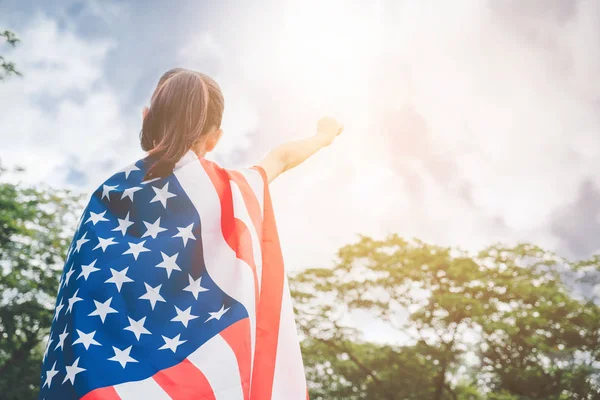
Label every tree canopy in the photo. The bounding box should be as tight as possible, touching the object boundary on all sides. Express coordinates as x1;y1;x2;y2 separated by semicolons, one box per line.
0;167;81;400
291;235;600;400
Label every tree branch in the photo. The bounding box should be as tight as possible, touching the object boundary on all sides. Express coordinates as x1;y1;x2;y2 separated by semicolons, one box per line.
316;337;396;400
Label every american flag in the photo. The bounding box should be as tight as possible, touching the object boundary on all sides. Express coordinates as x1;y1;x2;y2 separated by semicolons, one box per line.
39;150;307;399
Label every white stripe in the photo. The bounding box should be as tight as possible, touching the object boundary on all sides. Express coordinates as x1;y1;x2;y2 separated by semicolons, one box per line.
238;168;264;218
187;334;244;400
230;180;263;294
113;376;172;400
174;150;197;169
271;275;307;399
174;161;257;379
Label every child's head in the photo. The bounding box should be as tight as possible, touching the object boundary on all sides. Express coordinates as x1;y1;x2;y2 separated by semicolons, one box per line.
140;68;224;179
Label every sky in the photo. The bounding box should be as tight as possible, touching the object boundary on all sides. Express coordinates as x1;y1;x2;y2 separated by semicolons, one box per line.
1;0;600;279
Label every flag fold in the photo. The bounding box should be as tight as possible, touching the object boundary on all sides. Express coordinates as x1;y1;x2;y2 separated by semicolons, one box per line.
39;151;307;400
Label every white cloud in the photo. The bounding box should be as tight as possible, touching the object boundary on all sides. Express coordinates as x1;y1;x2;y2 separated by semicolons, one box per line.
3;1;600;272
178;1;600;267
0;13;141;188
389;1;600;252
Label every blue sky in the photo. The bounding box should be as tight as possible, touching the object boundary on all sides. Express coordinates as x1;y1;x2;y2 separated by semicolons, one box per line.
2;0;600;284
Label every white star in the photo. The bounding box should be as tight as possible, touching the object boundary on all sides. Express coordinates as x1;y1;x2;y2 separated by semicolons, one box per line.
124;316;151;341
54;326;69;351
159;334;187;353
43;361;59;388
171;306;199;328
101;184;118;200
156;252;181;278
123;240;150;260
142;217;167;239
62;265;76;289
139;283;166;310
105;267;133;292
85;210;109;225
141;177;160;185
72;329;101;350
62;357;85;385
121;163;140;179
150;182;176;208
89;298;118;323
205;304;230;323
53;300;65;322
121;186;142;201
66;289;83;314
112;212;134;236
74;232;90;253
93;236;117;252
183;275;209;300
173;223;196;247
77;259;100;281
108;345;138;368
43;336;54;361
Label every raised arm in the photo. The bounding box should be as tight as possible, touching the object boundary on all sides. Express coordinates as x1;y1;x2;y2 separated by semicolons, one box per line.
258;116;343;183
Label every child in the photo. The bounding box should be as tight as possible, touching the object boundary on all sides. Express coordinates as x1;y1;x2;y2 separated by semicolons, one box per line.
39;68;342;400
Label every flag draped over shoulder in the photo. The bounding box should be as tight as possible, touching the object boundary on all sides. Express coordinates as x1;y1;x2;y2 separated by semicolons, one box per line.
39;150;307;400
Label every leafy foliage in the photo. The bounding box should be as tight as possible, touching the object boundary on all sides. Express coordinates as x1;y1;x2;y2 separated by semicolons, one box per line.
292;235;600;400
0;169;81;400
1;29;21;80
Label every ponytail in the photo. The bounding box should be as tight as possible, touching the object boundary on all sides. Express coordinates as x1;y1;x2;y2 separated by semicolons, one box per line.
140;68;224;180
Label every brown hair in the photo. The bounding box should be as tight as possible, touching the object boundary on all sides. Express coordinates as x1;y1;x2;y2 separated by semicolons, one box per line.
140;68;224;180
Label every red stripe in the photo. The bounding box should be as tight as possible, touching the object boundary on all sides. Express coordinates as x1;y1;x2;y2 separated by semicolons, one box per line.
81;386;121;400
229;170;263;243
200;159;260;305
249;166;286;400
153;358;216;400
220;317;252;400
200;160;287;398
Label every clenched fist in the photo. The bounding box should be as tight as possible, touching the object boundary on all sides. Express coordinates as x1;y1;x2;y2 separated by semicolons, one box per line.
316;116;343;146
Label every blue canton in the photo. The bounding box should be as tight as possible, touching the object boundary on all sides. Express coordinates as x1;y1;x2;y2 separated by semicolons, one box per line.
39;158;247;399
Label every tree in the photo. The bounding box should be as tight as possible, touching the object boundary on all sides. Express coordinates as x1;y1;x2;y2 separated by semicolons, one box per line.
291;235;600;399
476;246;600;399
1;29;21;80
0;167;81;400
